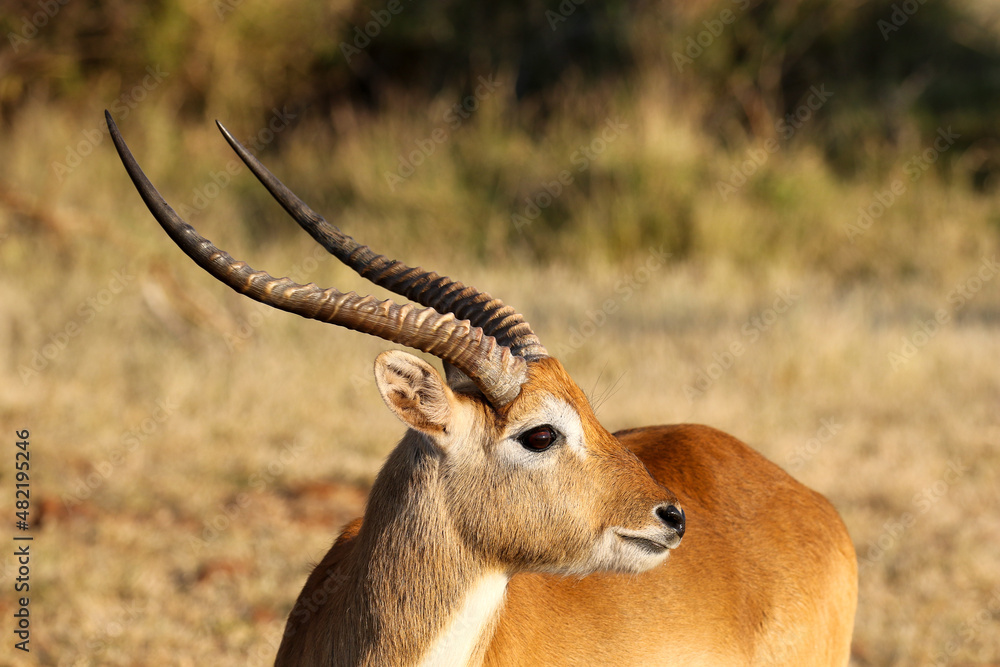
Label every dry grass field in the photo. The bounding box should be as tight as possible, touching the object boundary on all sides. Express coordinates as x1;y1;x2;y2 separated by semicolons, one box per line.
3;117;1000;665
4;244;1000;666
2;2;1000;661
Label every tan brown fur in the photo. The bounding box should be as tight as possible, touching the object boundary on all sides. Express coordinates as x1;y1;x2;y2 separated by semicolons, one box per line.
484;424;857;666
275;357;856;666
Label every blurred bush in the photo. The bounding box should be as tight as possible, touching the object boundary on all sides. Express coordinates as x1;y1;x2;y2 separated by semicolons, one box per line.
4;0;1000;156
2;0;999;279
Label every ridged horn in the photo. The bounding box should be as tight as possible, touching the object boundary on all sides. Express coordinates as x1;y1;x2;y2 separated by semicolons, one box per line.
106;111;528;407
213;120;548;360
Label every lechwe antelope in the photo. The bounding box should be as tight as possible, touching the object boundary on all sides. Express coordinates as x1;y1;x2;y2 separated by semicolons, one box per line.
108;110;857;666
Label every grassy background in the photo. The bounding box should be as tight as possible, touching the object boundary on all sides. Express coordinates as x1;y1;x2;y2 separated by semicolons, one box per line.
2;0;1000;664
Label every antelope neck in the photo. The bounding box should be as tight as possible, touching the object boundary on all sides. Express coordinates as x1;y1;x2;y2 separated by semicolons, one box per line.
345;437;508;666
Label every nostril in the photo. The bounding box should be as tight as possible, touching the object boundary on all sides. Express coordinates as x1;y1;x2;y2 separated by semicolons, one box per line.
656;504;686;538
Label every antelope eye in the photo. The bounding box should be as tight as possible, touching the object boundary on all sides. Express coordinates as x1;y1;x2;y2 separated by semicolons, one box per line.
519;425;557;452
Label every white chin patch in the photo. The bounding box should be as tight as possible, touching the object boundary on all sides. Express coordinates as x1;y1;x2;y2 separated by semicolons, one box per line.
560;528;671;576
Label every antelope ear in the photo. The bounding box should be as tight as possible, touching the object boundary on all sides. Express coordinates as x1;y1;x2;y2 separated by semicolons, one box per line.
374;351;454;435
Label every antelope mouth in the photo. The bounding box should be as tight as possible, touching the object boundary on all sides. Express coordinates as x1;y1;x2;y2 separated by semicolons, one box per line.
616;532;671;554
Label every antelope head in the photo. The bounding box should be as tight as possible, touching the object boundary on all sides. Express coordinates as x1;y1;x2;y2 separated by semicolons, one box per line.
374;350;685;577
106;111;685;582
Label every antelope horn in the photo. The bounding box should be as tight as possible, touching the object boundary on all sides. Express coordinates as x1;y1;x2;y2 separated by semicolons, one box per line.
213;121;548;360
106;111;528;407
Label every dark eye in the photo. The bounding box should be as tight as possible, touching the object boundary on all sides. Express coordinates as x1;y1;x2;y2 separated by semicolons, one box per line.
519;425;557;452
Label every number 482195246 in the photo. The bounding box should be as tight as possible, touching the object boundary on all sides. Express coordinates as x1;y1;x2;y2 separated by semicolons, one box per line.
15;430;29;528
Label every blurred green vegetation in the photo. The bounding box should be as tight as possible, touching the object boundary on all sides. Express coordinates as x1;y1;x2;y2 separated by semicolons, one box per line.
2;0;999;283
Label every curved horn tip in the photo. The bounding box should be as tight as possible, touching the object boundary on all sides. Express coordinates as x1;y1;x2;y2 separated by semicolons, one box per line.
215;120;236;143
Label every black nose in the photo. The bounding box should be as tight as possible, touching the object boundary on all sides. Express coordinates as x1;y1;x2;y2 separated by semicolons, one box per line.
656;504;686;539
